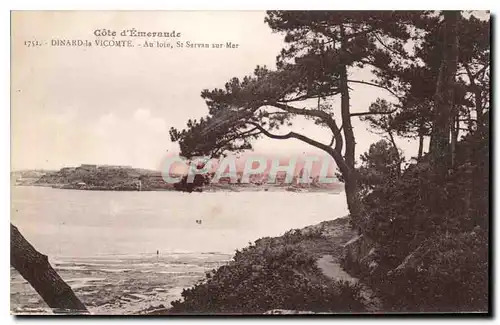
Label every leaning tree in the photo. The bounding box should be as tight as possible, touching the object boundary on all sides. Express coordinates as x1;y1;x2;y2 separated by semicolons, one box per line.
170;11;423;225
11;224;88;314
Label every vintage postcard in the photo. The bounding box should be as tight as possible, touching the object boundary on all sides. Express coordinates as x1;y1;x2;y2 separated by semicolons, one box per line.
10;10;490;315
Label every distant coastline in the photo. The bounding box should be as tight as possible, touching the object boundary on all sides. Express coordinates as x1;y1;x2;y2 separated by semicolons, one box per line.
11;165;343;194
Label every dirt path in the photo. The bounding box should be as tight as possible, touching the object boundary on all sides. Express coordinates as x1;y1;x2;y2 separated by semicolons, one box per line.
316;254;382;312
317;255;359;283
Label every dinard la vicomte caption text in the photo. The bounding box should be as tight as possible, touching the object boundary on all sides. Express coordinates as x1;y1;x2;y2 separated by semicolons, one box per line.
23;28;240;50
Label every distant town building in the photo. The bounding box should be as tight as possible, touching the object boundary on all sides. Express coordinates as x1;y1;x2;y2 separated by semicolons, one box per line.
79;164;97;171
97;165;132;169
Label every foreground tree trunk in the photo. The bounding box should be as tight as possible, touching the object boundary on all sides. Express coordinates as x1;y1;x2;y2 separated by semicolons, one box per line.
429;10;460;168
417;117;426;161
11;223;89;314
338;24;362;224
450;111;460;168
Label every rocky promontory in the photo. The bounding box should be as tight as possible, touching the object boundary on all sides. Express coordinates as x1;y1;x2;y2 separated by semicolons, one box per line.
31;165;175;191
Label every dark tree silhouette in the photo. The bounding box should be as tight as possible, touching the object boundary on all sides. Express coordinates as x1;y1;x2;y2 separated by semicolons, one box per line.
10;223;88;314
170;11;418;224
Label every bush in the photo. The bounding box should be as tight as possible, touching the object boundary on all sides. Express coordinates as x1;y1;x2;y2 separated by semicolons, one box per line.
350;130;489;312
380;230;488;312
170;236;365;314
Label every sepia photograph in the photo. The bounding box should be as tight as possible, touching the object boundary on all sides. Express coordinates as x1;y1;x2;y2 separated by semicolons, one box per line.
10;10;490;315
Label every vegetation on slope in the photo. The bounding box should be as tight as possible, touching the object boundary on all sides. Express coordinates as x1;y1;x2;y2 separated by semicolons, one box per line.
169;218;367;314
345;126;489;312
169;10;490;314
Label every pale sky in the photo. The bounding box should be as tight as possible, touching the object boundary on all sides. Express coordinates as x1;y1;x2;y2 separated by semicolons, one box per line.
11;11;429;171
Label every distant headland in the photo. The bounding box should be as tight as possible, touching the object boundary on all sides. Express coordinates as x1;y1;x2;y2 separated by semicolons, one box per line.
11;164;343;194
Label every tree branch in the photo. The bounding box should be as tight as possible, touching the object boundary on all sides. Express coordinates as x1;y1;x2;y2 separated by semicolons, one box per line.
351;107;398;117
268;101;344;154
373;32;407;58
246;122;349;176
267;101;337;131
464;63;477;88
209;127;261;158
282;90;341;103
473;63;489;79
345;27;377;40
347;79;401;99
328;135;335;147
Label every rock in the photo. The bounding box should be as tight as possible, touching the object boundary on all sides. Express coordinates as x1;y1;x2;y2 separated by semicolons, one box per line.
342;234;380;276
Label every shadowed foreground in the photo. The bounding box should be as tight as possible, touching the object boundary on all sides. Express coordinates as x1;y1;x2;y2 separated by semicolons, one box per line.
11;223;89;314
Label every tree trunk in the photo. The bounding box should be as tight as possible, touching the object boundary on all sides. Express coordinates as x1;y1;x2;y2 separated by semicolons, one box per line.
344;172;361;215
450;111;459;168
475;88;484;134
339;27;355;173
417;132;424;161
417;115;426;161
470;89;488;228
429;10;460;169
388;131;402;177
11;224;89;314
339;24;361;222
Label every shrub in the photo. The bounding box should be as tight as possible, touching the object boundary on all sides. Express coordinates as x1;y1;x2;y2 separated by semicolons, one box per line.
380;230;488;312
170;238;365;314
351;130;489;312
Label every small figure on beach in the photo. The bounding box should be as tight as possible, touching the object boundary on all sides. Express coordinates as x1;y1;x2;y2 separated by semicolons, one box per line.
195;219;202;224
156;250;159;255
